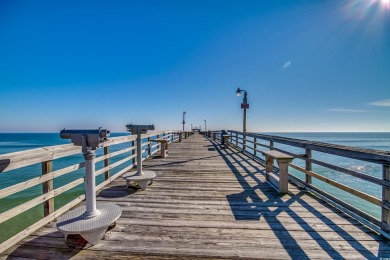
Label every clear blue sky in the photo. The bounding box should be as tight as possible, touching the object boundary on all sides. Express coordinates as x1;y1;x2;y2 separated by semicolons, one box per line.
1;0;389;132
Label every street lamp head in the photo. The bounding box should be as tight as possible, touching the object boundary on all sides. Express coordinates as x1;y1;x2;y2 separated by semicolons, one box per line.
236;87;242;97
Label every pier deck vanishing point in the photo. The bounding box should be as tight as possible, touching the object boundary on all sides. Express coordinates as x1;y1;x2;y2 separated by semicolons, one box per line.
2;133;390;259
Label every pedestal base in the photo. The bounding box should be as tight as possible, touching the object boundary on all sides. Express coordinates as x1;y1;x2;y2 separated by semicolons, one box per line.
56;202;122;246
123;170;156;190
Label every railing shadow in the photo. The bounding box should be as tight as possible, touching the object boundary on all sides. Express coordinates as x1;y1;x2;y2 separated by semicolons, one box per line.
207;138;388;259
4;230;84;259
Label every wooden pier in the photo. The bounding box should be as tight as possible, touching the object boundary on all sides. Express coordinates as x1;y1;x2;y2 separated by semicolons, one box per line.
2;133;390;259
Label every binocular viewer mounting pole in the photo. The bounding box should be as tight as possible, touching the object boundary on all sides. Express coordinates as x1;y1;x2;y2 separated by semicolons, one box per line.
60;127;110;218
126;124;155;176
123;124;156;190
56;127;121;246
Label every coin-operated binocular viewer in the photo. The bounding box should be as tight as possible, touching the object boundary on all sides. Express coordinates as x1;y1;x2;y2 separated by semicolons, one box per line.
56;128;122;245
122;124;156;190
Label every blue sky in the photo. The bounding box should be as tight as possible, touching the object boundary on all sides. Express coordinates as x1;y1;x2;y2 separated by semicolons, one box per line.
1;0;389;132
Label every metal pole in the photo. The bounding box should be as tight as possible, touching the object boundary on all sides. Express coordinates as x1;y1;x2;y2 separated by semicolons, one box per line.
182;111;186;131
243;91;248;150
243;91;247;133
204;120;207;132
84;149;98;218
243;108;246;133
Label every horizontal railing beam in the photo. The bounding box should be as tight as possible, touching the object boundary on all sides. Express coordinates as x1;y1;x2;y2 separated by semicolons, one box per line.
228;130;390;164
289;163;381;205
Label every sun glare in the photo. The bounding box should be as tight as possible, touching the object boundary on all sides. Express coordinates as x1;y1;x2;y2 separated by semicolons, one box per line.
381;0;390;9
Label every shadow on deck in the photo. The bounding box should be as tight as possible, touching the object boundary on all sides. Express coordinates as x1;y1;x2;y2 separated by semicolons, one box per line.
3;133;390;259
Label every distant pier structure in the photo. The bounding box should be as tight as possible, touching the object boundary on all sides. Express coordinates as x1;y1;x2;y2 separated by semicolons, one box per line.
191;127;201;132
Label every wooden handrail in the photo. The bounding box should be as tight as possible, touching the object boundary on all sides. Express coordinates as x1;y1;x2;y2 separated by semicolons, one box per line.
228;130;390;164
225;130;390;234
0;130;182;253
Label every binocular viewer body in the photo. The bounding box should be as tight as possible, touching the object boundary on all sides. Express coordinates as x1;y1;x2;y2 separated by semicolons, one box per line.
60;128;110;150
126;124;155;134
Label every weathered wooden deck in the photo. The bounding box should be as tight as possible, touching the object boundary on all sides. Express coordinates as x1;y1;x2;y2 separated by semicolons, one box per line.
2;133;390;259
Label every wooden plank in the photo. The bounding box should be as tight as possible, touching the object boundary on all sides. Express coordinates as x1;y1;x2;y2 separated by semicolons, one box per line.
2;133;388;260
0;144;80;173
94;147;134;163
95;155;134;177
309;157;386;187
0;195;85;254
0;178;84;225
229;130;390;164
0;133;165;173
289;163;381;206
0;162;84;200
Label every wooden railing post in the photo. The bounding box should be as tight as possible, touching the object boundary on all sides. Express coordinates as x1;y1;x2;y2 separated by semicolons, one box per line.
41;160;54;217
270;140;274;150
222;135;230;149
148;137;151;157
254;137;257;157
179;132;182;142
243;133;246;151
265;156;273;181
131;140;136;165
305;149;312;184
382;164;390;232
104;147;110;180
236;132;238;146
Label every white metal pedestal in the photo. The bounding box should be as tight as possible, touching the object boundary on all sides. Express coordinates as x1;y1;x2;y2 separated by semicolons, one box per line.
57;202;122;245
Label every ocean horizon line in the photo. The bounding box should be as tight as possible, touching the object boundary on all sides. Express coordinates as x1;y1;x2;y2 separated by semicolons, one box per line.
1;131;390;134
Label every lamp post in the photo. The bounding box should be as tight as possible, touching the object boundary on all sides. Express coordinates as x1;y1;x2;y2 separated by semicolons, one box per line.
236;87;249;133
204;120;207;132
236;87;249;150
182;111;186;131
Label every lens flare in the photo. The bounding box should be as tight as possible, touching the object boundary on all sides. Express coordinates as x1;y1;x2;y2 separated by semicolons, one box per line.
381;0;390;9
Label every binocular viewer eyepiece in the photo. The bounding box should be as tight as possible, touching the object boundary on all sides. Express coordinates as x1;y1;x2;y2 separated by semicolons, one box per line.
126;124;155;134
60;127;110;151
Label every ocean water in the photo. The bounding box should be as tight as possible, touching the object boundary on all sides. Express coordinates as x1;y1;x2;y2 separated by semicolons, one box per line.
0;132;155;243
244;132;390;219
0;132;389;243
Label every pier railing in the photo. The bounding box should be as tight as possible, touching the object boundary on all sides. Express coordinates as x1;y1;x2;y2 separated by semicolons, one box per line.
0;131;186;252
209;130;390;236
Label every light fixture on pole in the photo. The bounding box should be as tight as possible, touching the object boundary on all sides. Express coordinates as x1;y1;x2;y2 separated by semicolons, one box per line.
204;120;207;132
236;87;249;133
182;111;186;131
